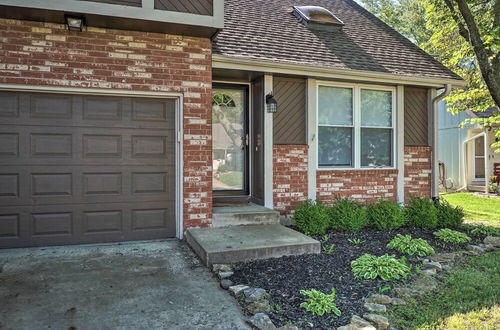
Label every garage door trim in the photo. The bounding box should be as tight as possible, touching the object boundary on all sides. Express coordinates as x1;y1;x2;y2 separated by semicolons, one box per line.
0;84;185;240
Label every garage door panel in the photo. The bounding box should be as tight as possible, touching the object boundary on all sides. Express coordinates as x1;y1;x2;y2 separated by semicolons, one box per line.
0;92;177;248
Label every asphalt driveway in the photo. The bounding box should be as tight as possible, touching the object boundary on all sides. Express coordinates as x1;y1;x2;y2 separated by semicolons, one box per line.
0;240;249;330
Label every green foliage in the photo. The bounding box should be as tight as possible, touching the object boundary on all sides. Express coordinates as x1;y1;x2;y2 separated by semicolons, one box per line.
347;238;365;245
293;200;330;235
328;198;368;232
367;199;406;230
299;288;341;317
434;229;471;244
405;197;438;229
387;234;435;257
435;199;464;228
464;224;500;237
321;234;331;243
322;243;335;255
351;254;411;281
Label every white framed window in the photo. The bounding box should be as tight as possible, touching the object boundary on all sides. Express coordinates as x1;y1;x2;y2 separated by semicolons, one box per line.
317;82;396;169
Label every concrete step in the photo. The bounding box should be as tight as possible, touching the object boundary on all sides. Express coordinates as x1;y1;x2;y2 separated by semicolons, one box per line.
468;183;486;192
186;224;320;266
212;204;280;227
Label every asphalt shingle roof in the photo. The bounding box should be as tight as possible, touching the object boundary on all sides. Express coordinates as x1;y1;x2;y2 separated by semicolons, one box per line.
213;0;462;81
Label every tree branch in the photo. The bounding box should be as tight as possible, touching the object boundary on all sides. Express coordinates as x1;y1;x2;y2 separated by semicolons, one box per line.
442;0;471;42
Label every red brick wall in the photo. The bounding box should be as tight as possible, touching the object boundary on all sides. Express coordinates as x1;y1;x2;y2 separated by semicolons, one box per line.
0;18;213;231
273;145;308;215
316;170;398;204
404;146;432;202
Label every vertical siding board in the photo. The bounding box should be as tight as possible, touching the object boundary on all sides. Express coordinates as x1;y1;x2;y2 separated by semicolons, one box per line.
273;76;307;145
404;87;429;146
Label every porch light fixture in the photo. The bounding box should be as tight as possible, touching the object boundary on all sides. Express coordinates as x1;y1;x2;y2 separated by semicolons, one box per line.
65;15;84;32
266;93;278;113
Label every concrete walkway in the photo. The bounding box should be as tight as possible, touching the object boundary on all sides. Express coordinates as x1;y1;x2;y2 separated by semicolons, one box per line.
0;240;249;330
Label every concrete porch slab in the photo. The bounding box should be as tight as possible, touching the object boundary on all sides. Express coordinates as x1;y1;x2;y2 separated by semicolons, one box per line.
186;224;320;266
212;204;280;227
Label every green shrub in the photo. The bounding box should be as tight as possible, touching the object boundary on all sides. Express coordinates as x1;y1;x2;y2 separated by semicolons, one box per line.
463;224;500;236
367;200;406;230
351;254;411;281
299;288;341;317
405;197;438;229
327;198;368;232
387;234;435;257
434;229;471;244
293;200;329;235
435;200;464;228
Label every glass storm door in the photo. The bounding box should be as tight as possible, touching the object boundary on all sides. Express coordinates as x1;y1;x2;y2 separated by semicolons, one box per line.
474;136;485;180
212;85;249;194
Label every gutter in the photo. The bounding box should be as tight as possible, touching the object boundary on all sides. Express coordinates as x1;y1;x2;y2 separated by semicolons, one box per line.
431;84;452;199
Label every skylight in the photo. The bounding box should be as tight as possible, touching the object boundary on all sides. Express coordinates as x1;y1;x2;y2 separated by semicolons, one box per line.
293;5;344;30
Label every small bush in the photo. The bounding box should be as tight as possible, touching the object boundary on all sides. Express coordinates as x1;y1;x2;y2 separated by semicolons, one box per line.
435;200;464;228
387;234;435;257
434;229;471;244
351;254;411;281
327;198;368;232
367;200;406;230
293;200;329;235
405;197;438;229
463;224;500;237
299;288;341;317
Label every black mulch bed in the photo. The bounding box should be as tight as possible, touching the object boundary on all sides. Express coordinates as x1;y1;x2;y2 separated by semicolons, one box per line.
229;227;485;329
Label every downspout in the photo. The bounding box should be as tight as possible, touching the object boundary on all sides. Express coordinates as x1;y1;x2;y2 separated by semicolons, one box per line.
431;84;452;200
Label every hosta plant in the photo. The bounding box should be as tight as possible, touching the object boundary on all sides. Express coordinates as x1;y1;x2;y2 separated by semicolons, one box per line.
351;254;411;281
387;234;435;257
434;229;471;244
299;288;341;317
464;224;500;237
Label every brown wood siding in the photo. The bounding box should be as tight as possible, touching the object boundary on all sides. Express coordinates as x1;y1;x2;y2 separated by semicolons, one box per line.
78;0;142;7
273;77;307;145
404;87;429;146
155;0;213;16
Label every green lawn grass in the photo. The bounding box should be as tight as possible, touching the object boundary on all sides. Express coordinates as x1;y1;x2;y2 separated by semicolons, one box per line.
441;193;500;226
387;251;500;329
218;171;243;188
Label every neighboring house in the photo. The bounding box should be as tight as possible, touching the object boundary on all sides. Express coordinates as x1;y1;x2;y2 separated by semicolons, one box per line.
0;0;465;248
439;105;499;192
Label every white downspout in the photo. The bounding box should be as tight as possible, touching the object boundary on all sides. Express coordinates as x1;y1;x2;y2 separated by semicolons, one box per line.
432;84;452;199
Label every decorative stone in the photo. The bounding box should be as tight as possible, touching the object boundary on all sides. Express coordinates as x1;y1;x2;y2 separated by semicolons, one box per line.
364;302;387;313
422;268;437;276
229;284;249;296
412;275;438;292
393;287;424;299
248;313;276;330
484;236;500;248
220;279;233;290
246;299;271;314
351;315;376;329
337;325;375;330
422;259;442;271
467;245;485;254
390;298;407;305
365;294;392;305
277;325;299;330
243;287;269;303
217;271;234;280
429;253;457;264
363;314;389;329
442;264;452;272
483;244;495;252
212;264;232;273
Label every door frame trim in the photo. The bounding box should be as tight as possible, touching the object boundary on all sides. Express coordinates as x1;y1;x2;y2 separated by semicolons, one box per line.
212;80;253;199
0;84;185;239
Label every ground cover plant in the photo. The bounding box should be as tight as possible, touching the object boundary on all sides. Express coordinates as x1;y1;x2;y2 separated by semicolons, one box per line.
351;254;410;281
463;224;500;237
367;199;406;230
387;251;500;329
387;234;435;257
434;229;471;244
405;197;438;229
441;192;500;226
328;198;367;232
299;288;341;317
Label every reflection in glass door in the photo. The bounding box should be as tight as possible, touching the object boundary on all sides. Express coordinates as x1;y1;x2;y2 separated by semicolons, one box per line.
212;85;248;193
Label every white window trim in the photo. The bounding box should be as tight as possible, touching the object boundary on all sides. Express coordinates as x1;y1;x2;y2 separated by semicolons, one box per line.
316;81;397;170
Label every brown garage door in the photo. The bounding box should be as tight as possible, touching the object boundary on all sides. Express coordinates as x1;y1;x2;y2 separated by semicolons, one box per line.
0;91;177;248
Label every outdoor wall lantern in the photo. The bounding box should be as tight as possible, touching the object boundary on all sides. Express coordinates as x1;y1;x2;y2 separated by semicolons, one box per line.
266;93;278;113
65;15;84;32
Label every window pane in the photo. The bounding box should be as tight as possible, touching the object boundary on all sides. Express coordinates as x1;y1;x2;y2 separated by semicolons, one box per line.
361;89;392;127
318;127;353;167
361;128;392;167
319;86;353;125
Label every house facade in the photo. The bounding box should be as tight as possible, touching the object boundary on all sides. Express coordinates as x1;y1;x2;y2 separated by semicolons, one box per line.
0;0;464;248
